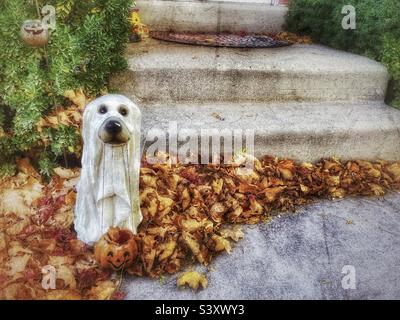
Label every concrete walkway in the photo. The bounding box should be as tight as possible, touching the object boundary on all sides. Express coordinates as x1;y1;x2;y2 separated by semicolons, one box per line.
123;193;400;300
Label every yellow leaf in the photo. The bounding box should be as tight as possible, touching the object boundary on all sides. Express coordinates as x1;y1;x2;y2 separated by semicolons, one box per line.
158;240;177;261
212;178;224;195
86;280;118;300
158;195;174;214
141;174;157;188
212;235;231;254
369;183;385;196
182;188;191;210
177;271;207;291
181;218;203;232
387;162;400;181
219;225;244;242
300;184;309;194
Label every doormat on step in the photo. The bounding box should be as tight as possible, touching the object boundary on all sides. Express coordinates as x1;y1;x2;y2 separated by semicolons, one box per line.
150;31;291;48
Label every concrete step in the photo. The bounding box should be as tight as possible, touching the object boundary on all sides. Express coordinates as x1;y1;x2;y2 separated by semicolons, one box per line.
137;101;400;162
112;39;389;104
135;0;287;34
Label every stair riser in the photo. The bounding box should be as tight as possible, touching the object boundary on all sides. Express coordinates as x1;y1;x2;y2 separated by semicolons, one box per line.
115;69;388;103
135;0;287;34
140;125;400;162
136;102;400;163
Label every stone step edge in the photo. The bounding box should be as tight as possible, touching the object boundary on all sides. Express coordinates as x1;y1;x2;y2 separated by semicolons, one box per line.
137;101;400;162
135;0;288;34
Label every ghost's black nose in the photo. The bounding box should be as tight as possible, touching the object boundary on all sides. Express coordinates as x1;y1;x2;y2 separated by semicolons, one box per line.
105;119;122;135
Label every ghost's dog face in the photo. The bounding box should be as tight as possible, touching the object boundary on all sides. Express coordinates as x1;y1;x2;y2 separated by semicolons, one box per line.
95;97;133;145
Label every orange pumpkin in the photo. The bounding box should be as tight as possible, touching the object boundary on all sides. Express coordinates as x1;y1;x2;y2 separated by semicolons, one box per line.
94;228;138;271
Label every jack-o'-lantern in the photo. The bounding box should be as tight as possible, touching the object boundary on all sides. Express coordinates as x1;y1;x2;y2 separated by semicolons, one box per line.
20;20;49;47
94;228;138;271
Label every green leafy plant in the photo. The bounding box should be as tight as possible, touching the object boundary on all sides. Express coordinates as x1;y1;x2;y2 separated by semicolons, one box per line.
286;0;400;108
0;0;133;178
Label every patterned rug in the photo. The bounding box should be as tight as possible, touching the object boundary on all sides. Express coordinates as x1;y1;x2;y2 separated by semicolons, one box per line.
150;31;291;48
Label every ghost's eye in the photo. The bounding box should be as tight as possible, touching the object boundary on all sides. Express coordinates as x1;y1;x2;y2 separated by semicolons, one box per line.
119;106;128;116
98;105;108;114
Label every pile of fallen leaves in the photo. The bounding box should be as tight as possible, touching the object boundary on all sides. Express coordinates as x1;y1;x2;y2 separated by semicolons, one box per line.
1;153;400;299
132;154;400;278
0;159;119;300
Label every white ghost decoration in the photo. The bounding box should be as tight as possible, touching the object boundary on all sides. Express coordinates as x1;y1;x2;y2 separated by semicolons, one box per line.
74;94;143;244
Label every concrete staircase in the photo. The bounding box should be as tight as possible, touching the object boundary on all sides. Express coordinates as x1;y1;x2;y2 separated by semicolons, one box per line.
117;1;400;299
111;0;400;162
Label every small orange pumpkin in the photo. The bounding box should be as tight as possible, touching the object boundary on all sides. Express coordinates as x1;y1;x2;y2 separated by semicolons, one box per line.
94;228;138;271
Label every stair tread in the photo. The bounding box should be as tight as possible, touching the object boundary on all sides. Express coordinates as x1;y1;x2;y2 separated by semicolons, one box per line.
127;39;386;75
141;101;400;132
112;39;389;103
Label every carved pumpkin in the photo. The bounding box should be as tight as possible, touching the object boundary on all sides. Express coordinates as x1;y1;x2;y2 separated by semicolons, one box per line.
94;228;138;271
20;20;49;47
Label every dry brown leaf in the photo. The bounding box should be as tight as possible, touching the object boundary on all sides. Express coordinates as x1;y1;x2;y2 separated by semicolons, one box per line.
7;254;31;280
56;265;77;290
0;231;7;251
181;188;191;210
46;290;82;300
249;196;263;214
53;167;80;179
387;162;400;181
209;202;226;223
7;241;33;256
219;225;244;242
6;217;30;236
182;232;206;265
264;187;285;203
64;88;87;110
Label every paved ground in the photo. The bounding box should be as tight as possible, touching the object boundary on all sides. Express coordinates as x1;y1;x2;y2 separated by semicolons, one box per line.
123;193;400;300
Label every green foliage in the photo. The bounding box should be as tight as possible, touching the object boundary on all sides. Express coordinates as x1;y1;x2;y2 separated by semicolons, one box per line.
0;0;133;178
47;125;80;156
38;150;58;178
383;35;400;107
286;0;400;107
